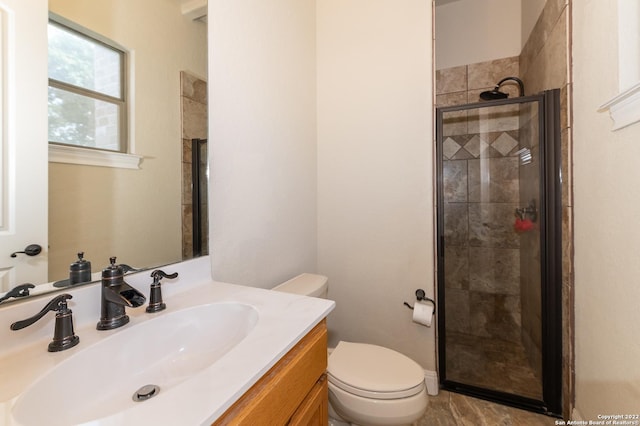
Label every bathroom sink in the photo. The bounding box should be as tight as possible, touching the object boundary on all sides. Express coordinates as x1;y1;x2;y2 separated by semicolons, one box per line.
12;302;258;426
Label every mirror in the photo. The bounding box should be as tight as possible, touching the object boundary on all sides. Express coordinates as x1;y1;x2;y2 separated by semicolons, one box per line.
1;0;208;303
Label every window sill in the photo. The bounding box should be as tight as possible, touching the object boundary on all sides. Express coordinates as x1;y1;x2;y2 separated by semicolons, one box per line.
49;144;143;169
599;82;640;131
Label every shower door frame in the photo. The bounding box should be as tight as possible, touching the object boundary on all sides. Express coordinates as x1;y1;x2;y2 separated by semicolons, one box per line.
191;138;208;257
435;90;562;416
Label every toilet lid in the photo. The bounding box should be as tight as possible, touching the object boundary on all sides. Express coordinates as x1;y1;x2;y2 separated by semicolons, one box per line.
327;342;425;399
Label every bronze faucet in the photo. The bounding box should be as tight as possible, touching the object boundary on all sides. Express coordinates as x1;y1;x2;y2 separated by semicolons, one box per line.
0;283;35;304
10;294;80;352
97;257;146;330
146;269;179;313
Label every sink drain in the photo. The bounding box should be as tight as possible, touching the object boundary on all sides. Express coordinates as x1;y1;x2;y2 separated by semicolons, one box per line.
132;384;160;402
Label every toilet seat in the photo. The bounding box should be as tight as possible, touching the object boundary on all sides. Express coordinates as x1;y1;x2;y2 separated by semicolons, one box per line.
328;341;425;400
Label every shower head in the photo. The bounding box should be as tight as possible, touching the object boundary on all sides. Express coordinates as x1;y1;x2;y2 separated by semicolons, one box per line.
479;88;509;100
479;76;525;101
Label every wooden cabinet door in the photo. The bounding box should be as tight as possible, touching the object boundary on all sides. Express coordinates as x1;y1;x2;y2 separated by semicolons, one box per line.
288;374;328;426
213;321;327;426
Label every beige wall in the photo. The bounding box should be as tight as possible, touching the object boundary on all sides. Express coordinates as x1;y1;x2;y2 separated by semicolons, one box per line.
316;0;433;367
521;0;546;48
208;0;434;369
48;0;207;278
435;0;521;70
573;0;640;418
208;0;318;287
436;0;550;71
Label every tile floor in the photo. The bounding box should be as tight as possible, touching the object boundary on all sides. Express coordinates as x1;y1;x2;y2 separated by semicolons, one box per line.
419;390;558;425
445;333;542;400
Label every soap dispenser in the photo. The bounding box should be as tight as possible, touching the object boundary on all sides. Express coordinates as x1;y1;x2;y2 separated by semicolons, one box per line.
69;252;92;285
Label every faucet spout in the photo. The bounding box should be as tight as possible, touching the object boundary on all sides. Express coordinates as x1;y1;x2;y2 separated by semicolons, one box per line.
97;257;146;331
102;283;146;308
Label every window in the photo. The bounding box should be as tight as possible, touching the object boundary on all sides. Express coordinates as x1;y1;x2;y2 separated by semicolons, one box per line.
48;18;127;152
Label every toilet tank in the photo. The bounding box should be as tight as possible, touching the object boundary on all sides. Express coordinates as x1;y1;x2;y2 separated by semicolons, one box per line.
272;273;328;299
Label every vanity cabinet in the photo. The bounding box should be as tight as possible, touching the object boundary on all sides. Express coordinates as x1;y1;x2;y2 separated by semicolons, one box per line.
213;320;328;425
287;374;328;425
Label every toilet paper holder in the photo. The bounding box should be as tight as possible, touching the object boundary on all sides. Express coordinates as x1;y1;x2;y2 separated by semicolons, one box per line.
403;289;435;314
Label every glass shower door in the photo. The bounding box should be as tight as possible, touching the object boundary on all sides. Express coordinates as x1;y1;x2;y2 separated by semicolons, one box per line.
436;91;562;415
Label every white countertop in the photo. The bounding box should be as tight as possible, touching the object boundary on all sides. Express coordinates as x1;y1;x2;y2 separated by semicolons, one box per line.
0;257;335;425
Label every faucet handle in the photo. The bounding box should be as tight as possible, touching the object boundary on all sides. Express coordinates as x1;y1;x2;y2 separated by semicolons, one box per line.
120;264;140;273
0;283;35;304
10;294;71;330
151;269;179;283
10;294;80;352
146;270;179;313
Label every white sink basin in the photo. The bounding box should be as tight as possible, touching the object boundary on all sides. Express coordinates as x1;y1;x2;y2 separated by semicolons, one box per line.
12;302;258;426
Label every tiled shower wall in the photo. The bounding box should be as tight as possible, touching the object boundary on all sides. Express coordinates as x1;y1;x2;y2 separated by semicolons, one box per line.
437;0;573;416
180;71;208;259
437;56;524;345
520;0;573;418
518;102;542;381
436;56;520;108
441;103;524;345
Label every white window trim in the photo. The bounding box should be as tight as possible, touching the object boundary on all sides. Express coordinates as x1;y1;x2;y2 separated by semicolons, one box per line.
598;0;640;131
49;144;142;169
599;82;640;131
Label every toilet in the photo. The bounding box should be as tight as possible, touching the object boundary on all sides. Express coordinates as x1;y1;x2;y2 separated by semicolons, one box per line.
272;273;428;426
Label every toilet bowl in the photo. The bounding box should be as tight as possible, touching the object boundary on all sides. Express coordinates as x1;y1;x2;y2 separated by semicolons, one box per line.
272;274;428;426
